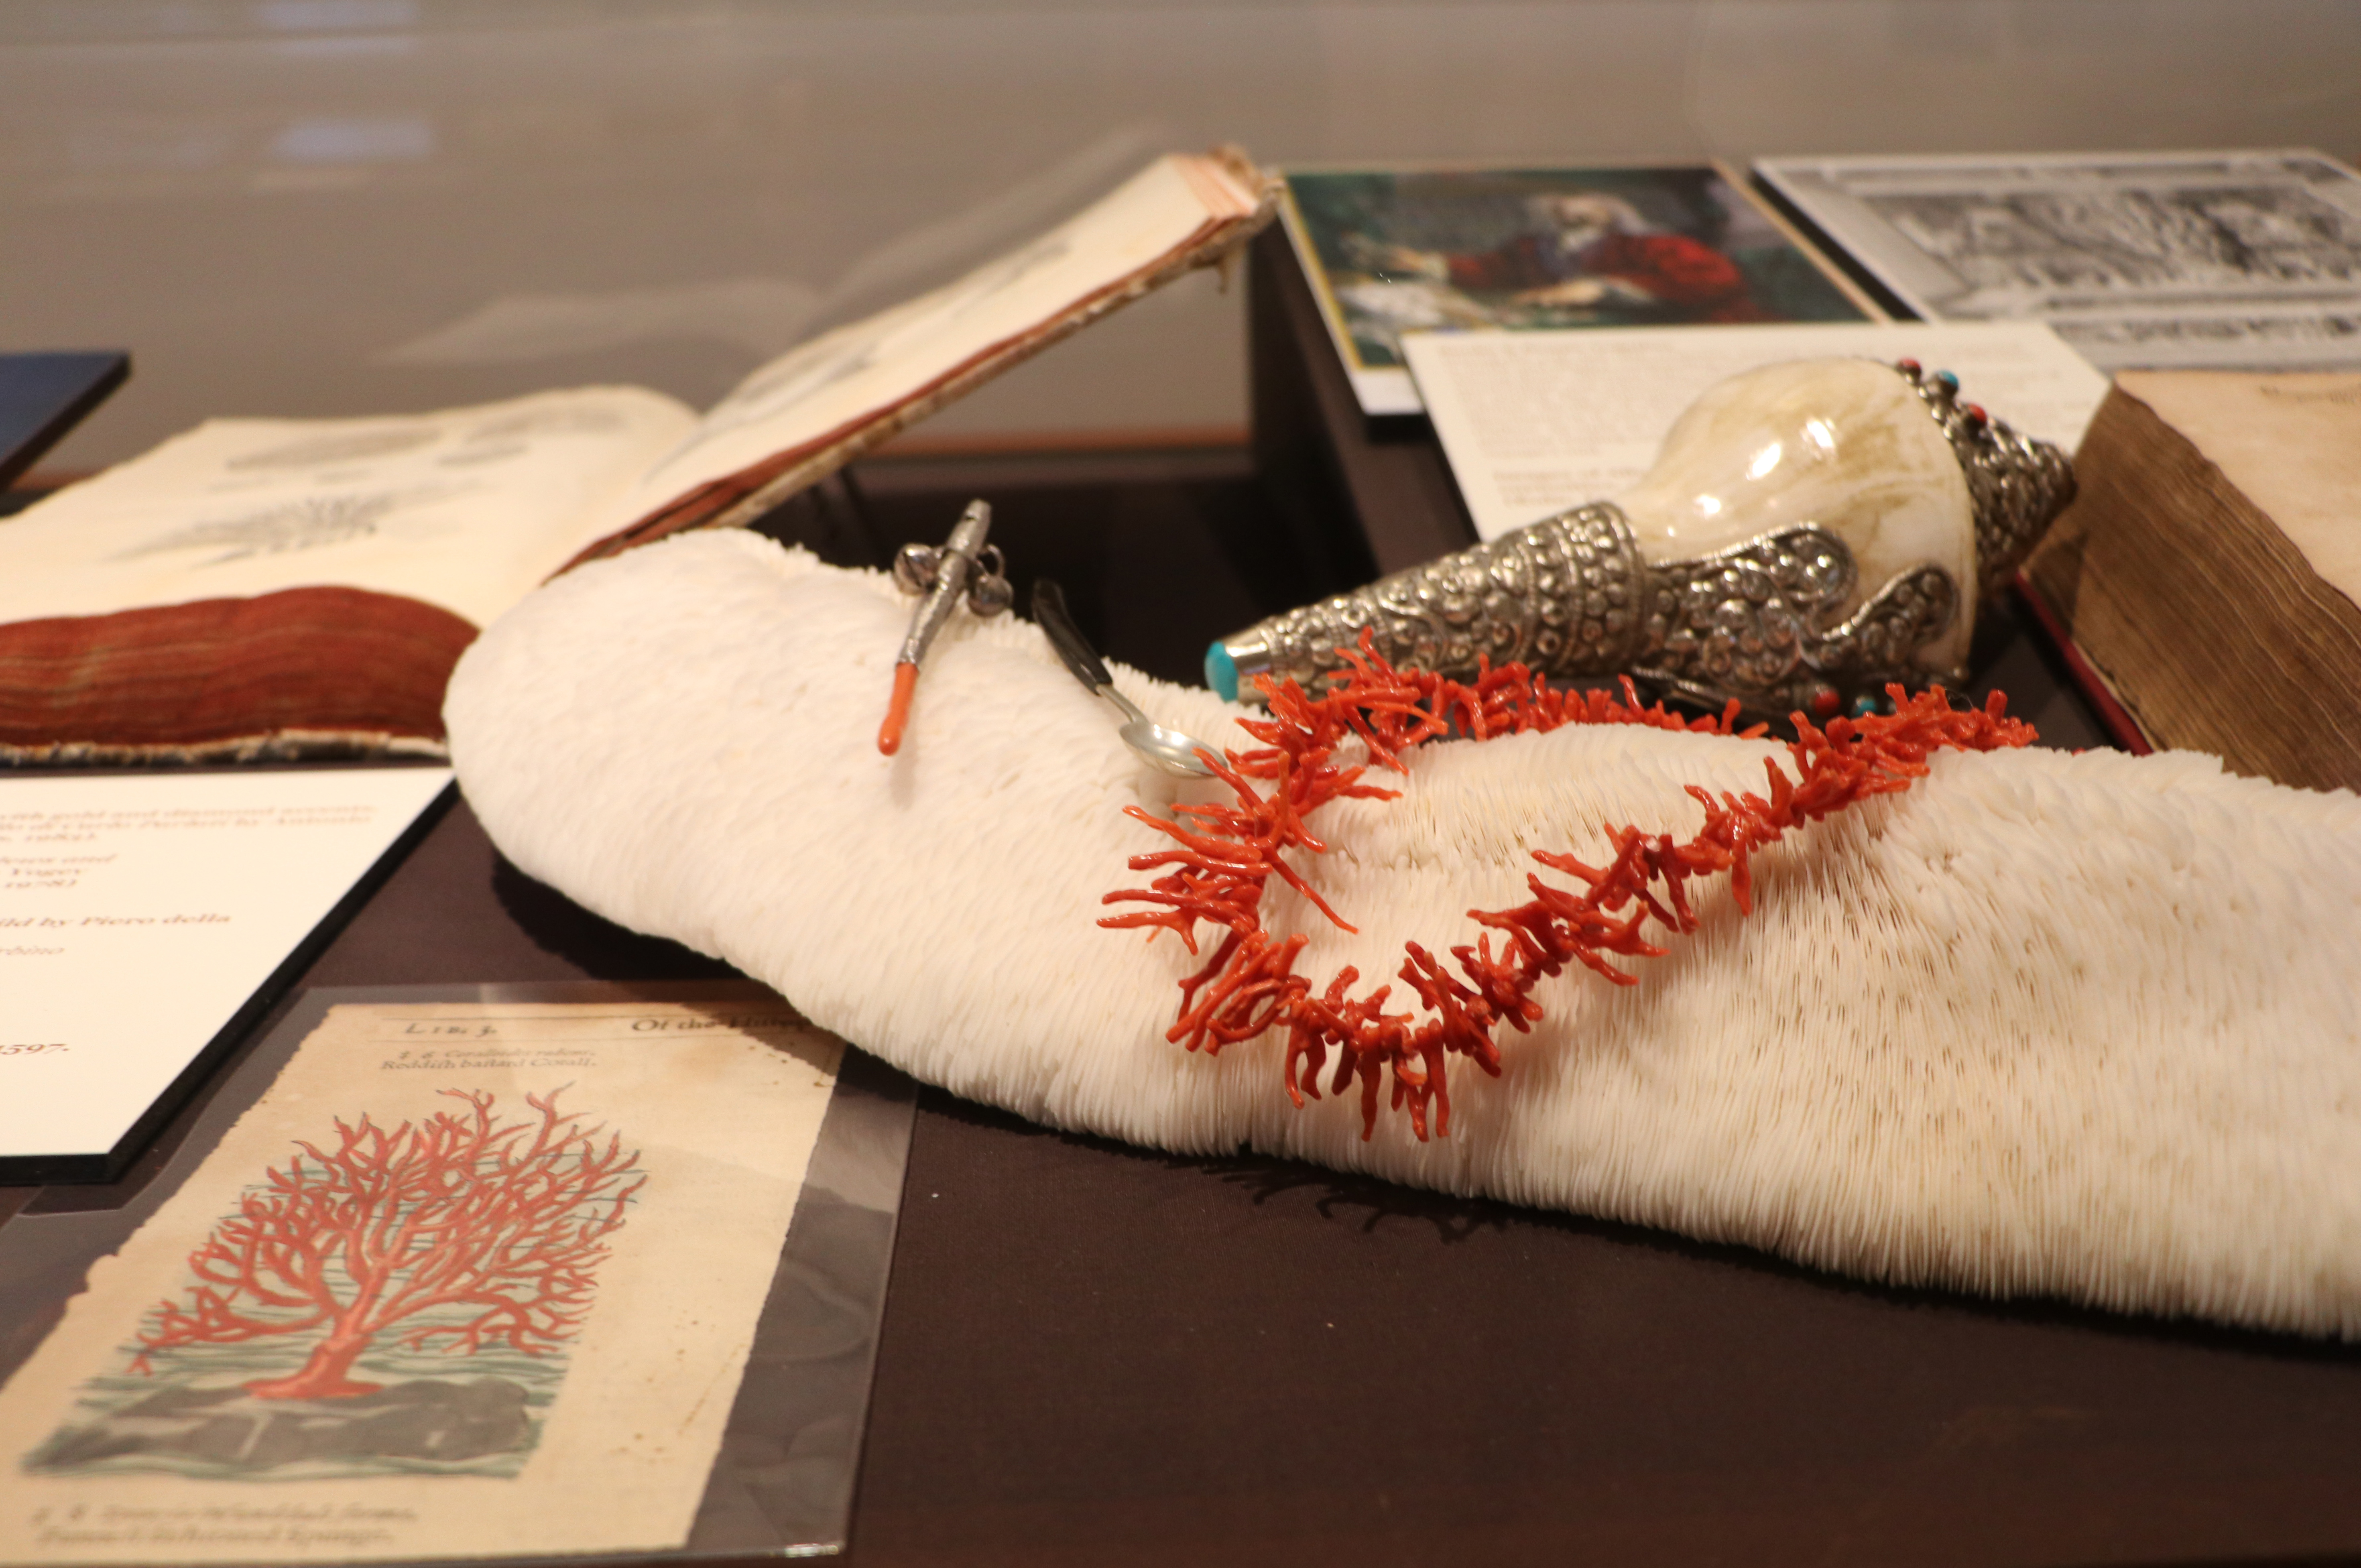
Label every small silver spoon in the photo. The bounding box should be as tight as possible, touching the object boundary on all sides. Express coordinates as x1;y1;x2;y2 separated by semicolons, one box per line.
1033;579;1220;778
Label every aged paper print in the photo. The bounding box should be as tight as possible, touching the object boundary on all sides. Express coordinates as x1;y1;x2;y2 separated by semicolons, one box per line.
0;999;842;1563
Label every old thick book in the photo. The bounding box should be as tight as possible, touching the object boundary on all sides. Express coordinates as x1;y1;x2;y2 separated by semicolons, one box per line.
2022;369;2361;791
0;151;1273;763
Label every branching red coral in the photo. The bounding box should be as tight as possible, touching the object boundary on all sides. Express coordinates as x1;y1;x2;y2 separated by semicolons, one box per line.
131;1088;643;1399
1102;639;2034;1141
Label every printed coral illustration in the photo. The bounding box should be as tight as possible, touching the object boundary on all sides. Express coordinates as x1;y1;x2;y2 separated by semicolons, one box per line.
226;426;441;470
118;493;403;565
24;1089;643;1479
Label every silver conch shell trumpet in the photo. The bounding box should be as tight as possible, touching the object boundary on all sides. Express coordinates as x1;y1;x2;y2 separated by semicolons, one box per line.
1208;358;2075;721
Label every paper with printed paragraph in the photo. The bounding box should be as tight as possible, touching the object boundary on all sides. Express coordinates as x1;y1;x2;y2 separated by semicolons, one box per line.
0;998;843;1564
1403;319;2110;541
0;769;453;1167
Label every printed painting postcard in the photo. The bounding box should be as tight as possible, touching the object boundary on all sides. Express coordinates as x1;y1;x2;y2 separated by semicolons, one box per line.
1281;161;1882;416
1754;148;2361;372
0;991;855;1564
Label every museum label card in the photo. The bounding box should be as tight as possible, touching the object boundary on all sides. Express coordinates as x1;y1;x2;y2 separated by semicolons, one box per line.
0;997;844;1564
0;768;450;1178
1401;319;2110;541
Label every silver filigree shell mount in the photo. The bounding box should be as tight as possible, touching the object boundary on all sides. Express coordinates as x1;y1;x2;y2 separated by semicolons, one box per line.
1215;359;2074;723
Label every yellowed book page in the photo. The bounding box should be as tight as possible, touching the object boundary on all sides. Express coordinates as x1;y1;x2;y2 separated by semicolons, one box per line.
2116;370;2361;609
589;153;1257;537
0;387;696;630
0;998;841;1564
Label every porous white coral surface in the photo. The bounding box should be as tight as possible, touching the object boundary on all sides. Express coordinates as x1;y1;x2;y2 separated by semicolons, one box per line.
447;531;2361;1338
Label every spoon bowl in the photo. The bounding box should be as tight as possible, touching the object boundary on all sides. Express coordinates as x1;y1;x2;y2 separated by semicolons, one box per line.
1033;578;1220;779
1104;691;1220;778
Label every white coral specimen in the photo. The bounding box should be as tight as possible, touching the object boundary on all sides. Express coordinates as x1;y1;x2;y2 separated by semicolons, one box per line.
446;531;2361;1337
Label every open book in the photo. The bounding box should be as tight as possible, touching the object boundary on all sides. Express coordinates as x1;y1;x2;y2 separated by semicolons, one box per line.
0;150;1273;763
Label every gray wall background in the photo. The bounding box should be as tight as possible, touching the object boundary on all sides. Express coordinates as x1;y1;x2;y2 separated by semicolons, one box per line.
6;0;2357;471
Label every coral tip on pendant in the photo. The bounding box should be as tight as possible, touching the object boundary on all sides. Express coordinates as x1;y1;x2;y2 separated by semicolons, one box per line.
879;661;918;755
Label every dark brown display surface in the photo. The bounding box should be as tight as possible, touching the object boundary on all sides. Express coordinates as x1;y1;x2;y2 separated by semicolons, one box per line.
3;277;2355;1567
0;351;128;493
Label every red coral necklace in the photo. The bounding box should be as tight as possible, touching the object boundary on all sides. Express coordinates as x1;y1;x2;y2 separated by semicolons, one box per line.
1101;640;2034;1141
